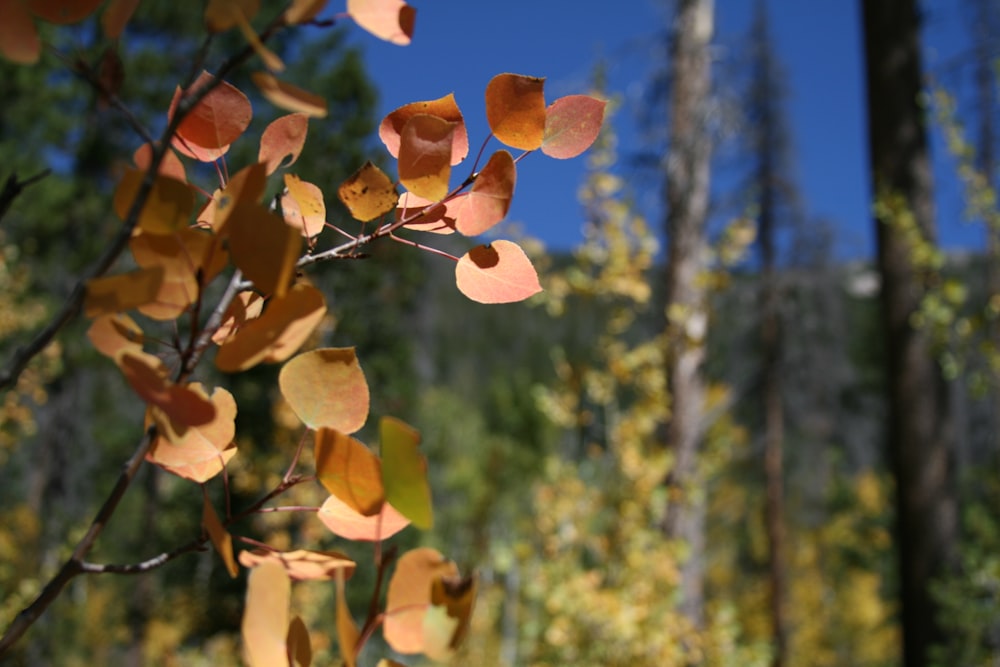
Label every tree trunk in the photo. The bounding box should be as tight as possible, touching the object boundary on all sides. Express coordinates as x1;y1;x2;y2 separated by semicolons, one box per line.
662;0;714;631
860;1;958;664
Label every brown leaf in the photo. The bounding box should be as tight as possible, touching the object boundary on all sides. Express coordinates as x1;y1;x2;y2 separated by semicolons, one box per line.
314;428;384;516
227;199;301;297
203;495;239;578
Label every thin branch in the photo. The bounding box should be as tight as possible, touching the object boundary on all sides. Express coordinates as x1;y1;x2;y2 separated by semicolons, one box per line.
0;170;50;225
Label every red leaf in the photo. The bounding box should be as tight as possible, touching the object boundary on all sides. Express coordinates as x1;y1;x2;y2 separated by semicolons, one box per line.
454;150;515;236
259;113;309;175
380;93;468;166
169;71;252;161
454;240;542;304
542;95;607;159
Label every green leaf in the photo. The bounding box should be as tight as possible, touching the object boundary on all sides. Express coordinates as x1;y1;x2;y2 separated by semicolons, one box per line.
380;416;432;529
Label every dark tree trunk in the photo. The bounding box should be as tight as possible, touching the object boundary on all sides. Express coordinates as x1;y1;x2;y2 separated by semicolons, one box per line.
661;0;714;630
860;1;958;664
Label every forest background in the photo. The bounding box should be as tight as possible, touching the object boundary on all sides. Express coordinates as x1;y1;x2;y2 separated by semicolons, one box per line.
1;0;999;666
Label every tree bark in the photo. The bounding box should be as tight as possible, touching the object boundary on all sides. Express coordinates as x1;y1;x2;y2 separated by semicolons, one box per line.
860;1;958;664
661;0;714;631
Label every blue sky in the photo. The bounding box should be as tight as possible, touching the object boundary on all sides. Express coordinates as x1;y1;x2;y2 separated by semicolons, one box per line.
345;0;986;261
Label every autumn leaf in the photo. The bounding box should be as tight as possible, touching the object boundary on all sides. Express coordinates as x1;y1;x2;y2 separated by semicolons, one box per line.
336;567;360;667
0;1;40;64
212;291;264;344
252;72;328;117
396;191;458;234
238;549;356;581
202;495;239;578
84;267;165;317
113;169;194;235
259;113;309;174
285;0;328;25
132;143;187;182
425;573;477;660
169;71;252;161
283;174;326;238
485;73;546;151
453;149;515;236
347;0;415;45
380;416;432;529
226;199;301;297
279;348;370;433
242;561;291;667
542;94;607;159
27;0;103;24
398;114;455;202
102;0;140;39
317;494;410;541
314;428;384;516
147;384;237;482
454;240;542;304
87;313;143;359
287;616;312;667
380;93;468;166
338;161;399;222
383;548;459;654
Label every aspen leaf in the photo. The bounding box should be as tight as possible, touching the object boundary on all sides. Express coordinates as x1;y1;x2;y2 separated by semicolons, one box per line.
133;143;187;182
211;162;269;233
336;567;359;667
542;94;607;159
130;227;227;289
380;416;432;530
102;0;141;39
117;351;217;429
242;561;291;667
318;494;410;541
113;169;194;235
283;174;326;238
0;1;40;64
27;0;103;24
279;348;369;433
227;200;301;297
212;291;264;344
84;266;165;317
455;240;542;304
136;275;195;321
202;495;239;578
338;161;398;222
259;113;309;174
380;93;468;166
252;72;328;117
205;0;284;72
485;73;546;151
314;428;384;516
347;0;415;46
215;283;327;372
238;549;356;582
454;150;515;236
147;385;237;482
396;191;458;234
285;0;328;25
384;548;458;654
87;313;143;358
425;573;477;660
287;616;312;667
169;72;252;161
398;114;455;202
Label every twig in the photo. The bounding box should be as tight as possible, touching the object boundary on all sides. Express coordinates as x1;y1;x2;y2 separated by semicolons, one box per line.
0;170;50;226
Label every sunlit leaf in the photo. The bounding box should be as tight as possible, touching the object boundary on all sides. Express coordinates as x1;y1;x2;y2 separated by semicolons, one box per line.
259;113;309;174
380;416;432;530
279;348;369;432
454;240;542;304
317;494;410;541
0;1;40;64
102;0;140;39
227;199;301;297
283;174;326;238
212;291;265;344
336;567;359;667
169;71;252;161
337;161;398;222
238;549;356;581
485;73;546;151
113;169;194;235
117;351;217;430
242;561;291;667
84;267;165;317
27;0;103;24
87;313;143;359
148;385;237;482
314;428;383;516
383;548;458;654
202;495;238;578
395;191;458;234
346;0;415;45
379;93;468;166
454;150;515;236
398;114;455;202
132;143;187;182
287;616;312;667
542;94;607;159
425;573;477;660
252;71;328;117
215;283;327;372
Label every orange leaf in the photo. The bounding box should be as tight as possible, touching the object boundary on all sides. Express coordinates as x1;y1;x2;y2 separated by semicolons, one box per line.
337;161;398;222
425;573;478;660
238;549;356;582
383;548;458;654
132;143;187;182
202;495;239;578
212;291;264;344
346;0;415;45
542;95;607;159
379;93;468;166
454;240;542;304
130;227;227;288
287;615;312;667
283;174;326;238
227;200;301;297
336;567;359;667
87;313;143;359
380;416;432;530
169;71;252;161
453;150;515;236
101;0;140;39
113;169;194;235
147;385;237;482
279;348;369;432
117;351;217;431
242;561;291;667
84;267;165;317
485;73;546;151
317;494;409;542
252;71;328;118
210;162;269;234
259;113;309;175
396;191;458;234
27;0;102;24
0;1;40;64
285;0;328;24
204;0;259;31
215;283;326;372
314;428;384;516
398;114;455;202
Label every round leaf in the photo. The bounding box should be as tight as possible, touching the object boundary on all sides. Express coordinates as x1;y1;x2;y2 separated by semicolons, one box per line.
454;240;542;304
485;73;546;151
279;348;369;432
542;95;607;159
